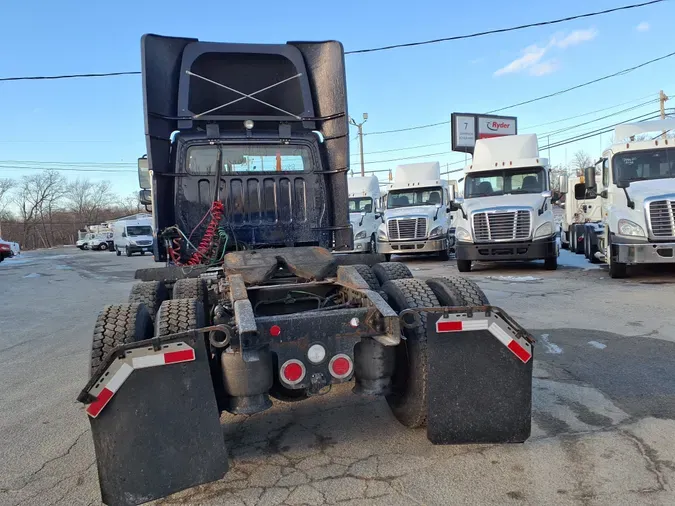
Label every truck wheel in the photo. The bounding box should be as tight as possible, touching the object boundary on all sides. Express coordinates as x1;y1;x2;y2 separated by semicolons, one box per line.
99;242;108;251
90;303;153;376
426;276;489;306
456;259;472;272
438;234;451;261
173;278;207;304
573;225;584;254
384;253;392;262
544;255;558;270
372;262;413;285
381;278;440;428
369;235;377;254
561;231;569;250
128;281;168;322
607;233;627;278
156;298;205;337
125;247;132;257
116;248;121;257
352;264;381;291
585;229;600;264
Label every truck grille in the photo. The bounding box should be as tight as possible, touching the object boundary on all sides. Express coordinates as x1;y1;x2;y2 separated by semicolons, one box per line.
136;240;153;246
472;211;531;242
387;218;427;240
648;199;675;238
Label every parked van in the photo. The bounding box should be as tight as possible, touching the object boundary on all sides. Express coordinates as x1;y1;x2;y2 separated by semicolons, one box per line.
113;218;154;257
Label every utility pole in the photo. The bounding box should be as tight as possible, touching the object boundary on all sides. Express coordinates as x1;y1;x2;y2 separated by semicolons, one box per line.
660;90;669;138
349;113;368;176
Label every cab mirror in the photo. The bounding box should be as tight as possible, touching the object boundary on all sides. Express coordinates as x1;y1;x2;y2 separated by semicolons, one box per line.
138;156;151;190
139;189;152;206
448;185;456;202
584;166;596;189
558;175;568;194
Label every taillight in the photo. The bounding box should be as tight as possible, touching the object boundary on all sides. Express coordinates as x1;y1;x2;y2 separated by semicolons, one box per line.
329;354;353;379
280;359;305;385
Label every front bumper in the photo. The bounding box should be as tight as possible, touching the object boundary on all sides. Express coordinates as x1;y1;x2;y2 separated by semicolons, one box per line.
377;238;447;255
456;235;557;262
129;244;154;253
344;237;373;253
614;240;675;265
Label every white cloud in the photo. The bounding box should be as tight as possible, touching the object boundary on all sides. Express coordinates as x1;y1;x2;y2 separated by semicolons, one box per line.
494;28;597;77
636;21;650;32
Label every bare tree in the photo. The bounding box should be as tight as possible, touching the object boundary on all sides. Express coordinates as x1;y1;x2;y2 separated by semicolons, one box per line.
571;150;592;175
0;178;15;236
67;178;115;225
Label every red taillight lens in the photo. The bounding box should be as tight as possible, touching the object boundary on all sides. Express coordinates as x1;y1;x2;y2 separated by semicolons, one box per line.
329;354;353;379
270;325;281;337
280;359;305;385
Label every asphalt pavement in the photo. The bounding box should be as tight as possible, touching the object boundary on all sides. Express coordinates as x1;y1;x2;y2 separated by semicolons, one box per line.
1;247;674;506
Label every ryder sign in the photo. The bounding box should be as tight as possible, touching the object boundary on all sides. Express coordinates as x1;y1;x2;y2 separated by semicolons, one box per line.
451;113;518;154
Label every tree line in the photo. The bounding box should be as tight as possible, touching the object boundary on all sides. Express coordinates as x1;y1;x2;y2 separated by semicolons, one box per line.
0;170;143;250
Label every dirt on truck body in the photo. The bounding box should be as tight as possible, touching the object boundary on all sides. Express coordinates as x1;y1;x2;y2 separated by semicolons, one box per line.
77;34;536;506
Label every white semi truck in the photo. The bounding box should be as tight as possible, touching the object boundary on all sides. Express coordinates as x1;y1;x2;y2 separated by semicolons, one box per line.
559;175;602;257
377;162;454;260
347;175;381;253
453;134;558;272
574;119;675;278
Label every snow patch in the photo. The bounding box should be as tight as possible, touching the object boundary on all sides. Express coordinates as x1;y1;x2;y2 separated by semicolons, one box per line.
540;333;563;354
588;341;607;349
488;275;542;282
23;272;41;278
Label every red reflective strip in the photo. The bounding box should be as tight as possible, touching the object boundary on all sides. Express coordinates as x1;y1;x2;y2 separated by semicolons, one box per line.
164;349;195;364
437;320;462;332
86;387;114;418
507;340;531;363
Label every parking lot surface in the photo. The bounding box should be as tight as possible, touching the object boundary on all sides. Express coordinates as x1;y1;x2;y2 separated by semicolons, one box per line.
1;248;675;506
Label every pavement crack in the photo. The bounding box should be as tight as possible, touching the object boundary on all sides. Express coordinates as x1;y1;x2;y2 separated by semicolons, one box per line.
621;430;670;492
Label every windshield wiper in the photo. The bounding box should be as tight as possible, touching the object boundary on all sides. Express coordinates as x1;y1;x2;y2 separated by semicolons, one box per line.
508;190;537;194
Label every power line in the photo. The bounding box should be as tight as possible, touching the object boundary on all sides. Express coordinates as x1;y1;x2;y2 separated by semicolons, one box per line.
487;51;675;113
345;1;665;54
0;160;136;167
364;121;449;136
2;2;665;82
350;141;449;156
0;165;135;174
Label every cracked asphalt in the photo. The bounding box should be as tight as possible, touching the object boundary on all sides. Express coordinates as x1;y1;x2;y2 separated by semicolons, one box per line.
1;247;675;505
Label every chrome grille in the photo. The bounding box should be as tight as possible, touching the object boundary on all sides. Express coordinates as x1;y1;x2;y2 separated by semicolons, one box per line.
136;240;153;246
648;199;675;238
387;218;427;240
472;210;531;242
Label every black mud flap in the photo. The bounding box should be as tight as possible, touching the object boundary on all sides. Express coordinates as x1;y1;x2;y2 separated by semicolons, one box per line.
425;308;533;444
82;334;228;506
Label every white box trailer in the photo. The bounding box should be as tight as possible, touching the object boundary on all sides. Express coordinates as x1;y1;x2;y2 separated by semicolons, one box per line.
377;162;454;260
452;134;558;271
113;218;154;257
347;176;382;253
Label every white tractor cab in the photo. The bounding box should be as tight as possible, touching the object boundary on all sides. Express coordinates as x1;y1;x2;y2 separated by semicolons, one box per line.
452;134;558;272
572;119;675;278
85;232;114;251
347;175;382;253
559;175;602;254
377;161;454;261
113;218;154;257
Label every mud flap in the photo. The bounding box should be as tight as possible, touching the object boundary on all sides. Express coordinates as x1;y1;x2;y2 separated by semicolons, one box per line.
425;308;533;444
83;334;228;506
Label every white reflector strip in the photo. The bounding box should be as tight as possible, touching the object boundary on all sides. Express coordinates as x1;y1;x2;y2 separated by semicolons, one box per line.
86;342;195;418
488;322;512;347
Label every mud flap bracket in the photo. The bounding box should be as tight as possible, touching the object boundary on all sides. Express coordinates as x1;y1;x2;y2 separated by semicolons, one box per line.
422;306;534;444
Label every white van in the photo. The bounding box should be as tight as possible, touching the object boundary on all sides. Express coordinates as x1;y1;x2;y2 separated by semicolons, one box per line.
113;219;154;257
347;176;381;253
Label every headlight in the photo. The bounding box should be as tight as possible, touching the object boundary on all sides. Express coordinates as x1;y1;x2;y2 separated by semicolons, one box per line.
377;226;387;241
429;225;444;238
618;219;645;237
534;222;553;239
354;230;367;240
128;240;137;245
456;227;472;242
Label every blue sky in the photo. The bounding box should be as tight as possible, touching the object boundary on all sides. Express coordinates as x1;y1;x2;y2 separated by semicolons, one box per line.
1;0;673;198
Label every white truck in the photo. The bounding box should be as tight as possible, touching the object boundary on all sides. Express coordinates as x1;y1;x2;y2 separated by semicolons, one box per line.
376;162;454;261
113;217;154;257
573;119;675;278
347;176;382;253
559;175;602;257
453;134;558;272
76;224;114;251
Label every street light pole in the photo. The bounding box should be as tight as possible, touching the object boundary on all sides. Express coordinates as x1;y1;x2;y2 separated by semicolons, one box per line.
349;113;368;176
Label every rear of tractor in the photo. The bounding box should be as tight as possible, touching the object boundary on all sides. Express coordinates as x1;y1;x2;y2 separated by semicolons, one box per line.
77;34;535;506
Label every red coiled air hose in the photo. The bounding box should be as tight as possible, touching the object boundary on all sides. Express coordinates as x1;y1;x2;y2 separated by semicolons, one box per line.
169;201;225;266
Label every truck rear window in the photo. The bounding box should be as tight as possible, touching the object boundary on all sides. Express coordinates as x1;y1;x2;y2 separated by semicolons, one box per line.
187;145;311;175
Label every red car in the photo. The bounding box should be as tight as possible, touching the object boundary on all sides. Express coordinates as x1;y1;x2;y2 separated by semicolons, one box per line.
0;242;11;263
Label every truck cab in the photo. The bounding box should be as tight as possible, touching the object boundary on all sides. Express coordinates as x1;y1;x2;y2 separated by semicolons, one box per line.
560;175;603;254
581;119;675;277
347;175;381;253
453;134;558;272
377;162;453;260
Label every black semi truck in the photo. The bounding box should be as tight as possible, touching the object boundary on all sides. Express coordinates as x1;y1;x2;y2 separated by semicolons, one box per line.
78;34;535;506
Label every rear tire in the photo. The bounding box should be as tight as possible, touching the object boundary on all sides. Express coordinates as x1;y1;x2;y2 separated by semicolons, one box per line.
172;278;207;303
456;259;472;272
116;248;121;256
128;281;168;322
573;225;584;254
352;264;381;291
426;276;489;306
156;298;205;337
90;303;153;376
372;262;413;285
586;229;600;264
